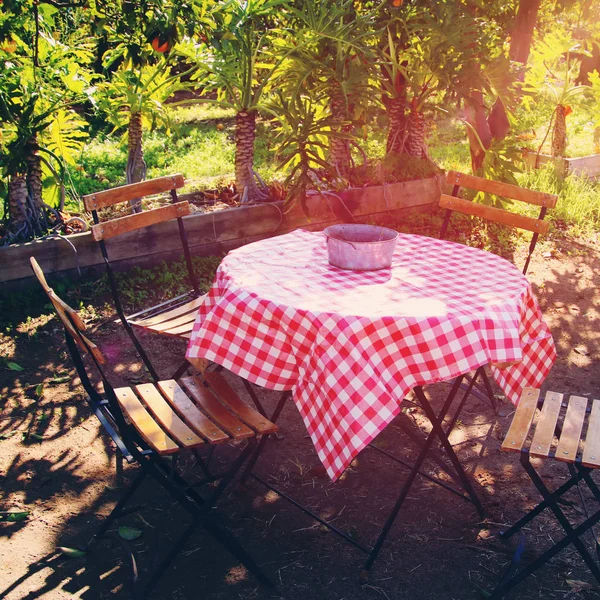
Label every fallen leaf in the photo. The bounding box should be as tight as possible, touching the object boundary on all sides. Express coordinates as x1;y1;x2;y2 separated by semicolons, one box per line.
0;511;30;522
118;526;142;540
566;579;596;592
574;346;589;355
57;546;87;559
6;362;24;371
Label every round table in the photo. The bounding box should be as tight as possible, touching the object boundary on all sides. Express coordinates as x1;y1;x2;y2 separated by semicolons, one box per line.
187;229;556;480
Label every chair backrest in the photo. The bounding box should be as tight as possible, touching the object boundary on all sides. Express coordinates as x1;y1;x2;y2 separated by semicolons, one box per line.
83;175;198;380
439;170;558;275
29;257;141;461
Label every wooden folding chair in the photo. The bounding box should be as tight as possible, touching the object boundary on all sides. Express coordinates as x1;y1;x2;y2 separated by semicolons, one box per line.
30;257;278;597
491;387;600;598
82;174;204;382
439;170;558;276
439;171;558;412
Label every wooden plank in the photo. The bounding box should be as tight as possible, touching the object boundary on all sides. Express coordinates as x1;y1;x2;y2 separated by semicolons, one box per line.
501;388;540;453
446;171;557;208
83;174;185;211
134;383;206;449
439;194;550;235
555;395;588;463
91;202;190;241
48;290;87;332
132;295;205;328
582;399;600;468
530;391;563;458
203;372;279;435
158;320;197;337
114;386;179;455
46;291;106;364
31;258;87;331
177;377;254;439
155;380;229;443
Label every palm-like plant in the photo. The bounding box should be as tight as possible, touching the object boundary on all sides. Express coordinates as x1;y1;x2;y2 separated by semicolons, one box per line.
547;54;588;158
0;30;94;244
96;59;196;194
279;0;376;181
268;91;350;217
186;0;292;203
524;29;590;158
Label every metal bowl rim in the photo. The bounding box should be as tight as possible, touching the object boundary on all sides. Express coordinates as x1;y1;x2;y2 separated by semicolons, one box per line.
323;224;399;244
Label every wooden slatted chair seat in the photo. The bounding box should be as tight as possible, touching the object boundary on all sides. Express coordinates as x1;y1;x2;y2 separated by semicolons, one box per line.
439;170;558;276
82;174;204;379
502;388;599;465
29;256;278;593
490;387;600;598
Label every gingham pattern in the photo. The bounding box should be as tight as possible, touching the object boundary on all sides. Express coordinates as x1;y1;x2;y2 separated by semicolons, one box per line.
187;229;556;480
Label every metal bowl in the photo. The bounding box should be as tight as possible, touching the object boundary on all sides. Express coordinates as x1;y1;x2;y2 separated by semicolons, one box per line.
323;224;399;271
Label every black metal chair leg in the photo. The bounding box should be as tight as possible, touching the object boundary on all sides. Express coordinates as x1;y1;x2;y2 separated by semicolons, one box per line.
86;470;147;549
141;457;275;589
478;367;498;412
172;360;190;380
521;457;600;583
115;448;125;488
491;509;600;599
207;441;256;506
239;391;290;485
500;473;585;540
143;522;197;595
242;379;267;417
415;387;485;516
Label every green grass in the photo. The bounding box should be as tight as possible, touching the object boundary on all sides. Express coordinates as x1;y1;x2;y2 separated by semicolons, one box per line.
167;104;236;124
518;165;600;236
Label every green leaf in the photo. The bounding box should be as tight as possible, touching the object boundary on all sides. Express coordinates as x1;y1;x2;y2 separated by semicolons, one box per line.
0;431;16;440
6;362;24;371
118;526;142;540
0;511;30;522
35;383;45;398
57;546;87;559
29;433;45;441
50;376;71;384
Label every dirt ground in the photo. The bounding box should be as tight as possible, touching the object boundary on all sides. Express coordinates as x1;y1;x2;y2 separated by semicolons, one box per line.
1;230;600;600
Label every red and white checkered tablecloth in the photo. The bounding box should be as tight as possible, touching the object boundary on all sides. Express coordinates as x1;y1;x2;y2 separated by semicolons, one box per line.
186;229;556;480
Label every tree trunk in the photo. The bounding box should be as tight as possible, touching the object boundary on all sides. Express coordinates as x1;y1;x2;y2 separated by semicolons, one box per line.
385;97;408;154
235;110;265;203
464;0;541;173
7;173;28;232
126;111;146;212
551;105;568;158
465;91;493;174
329;86;351;180
405;110;429;159
25;136;43;214
509;0;542;65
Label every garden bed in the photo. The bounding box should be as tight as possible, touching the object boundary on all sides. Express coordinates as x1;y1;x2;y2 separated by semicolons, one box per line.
0;177;441;286
523;150;600;180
